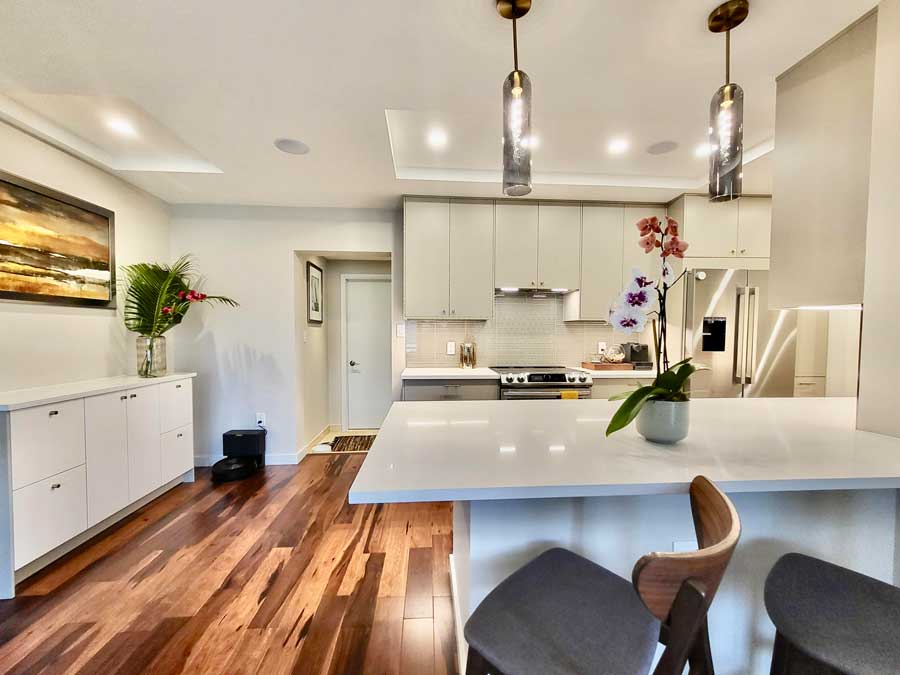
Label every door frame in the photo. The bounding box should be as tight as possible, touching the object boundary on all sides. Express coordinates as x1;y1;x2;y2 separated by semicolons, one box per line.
341;273;392;431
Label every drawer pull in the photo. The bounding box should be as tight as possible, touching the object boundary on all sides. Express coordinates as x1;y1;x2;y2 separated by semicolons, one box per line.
130;394;137;399
50;483;61;490
120;395;128;401
175;384;182;389
177;433;183;438
48;410;59;417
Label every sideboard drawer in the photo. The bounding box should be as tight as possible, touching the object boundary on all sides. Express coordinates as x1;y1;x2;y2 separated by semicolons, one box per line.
159;379;192;433
13;464;88;569
10;399;86;490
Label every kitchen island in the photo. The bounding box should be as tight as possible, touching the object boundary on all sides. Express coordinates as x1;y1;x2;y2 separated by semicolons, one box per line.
349;397;900;674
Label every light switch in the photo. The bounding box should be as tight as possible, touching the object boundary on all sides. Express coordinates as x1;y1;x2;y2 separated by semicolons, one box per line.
446;341;456;355
597;341;607;354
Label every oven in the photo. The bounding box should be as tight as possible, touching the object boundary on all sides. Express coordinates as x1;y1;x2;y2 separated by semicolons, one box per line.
492;366;593;401
500;387;592;400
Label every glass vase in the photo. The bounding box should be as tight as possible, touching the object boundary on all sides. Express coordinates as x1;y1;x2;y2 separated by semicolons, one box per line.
136;336;167;378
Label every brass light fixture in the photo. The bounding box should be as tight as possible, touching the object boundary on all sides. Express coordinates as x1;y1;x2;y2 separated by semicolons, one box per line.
708;0;749;202
498;0;533;197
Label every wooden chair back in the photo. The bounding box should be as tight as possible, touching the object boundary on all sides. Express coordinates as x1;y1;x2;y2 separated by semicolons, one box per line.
632;475;741;621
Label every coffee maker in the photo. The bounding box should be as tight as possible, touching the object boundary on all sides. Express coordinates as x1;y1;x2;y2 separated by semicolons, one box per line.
622;342;653;370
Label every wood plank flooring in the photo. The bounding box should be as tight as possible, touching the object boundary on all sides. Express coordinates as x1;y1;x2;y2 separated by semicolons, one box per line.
0;454;458;675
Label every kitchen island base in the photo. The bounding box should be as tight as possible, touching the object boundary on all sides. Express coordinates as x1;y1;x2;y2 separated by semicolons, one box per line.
450;489;900;675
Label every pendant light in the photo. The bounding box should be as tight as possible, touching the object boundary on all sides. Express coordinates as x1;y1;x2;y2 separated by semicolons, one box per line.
707;0;749;202
497;0;533;197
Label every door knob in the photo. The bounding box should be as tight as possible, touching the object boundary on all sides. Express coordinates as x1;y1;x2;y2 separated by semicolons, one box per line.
349;360;359;366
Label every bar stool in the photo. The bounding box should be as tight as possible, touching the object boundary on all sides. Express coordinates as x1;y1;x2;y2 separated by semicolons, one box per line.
463;476;741;675
765;553;900;674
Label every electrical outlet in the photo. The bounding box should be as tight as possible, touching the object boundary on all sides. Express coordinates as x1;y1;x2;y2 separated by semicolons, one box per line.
446;341;456;355
256;412;267;427
598;341;607;354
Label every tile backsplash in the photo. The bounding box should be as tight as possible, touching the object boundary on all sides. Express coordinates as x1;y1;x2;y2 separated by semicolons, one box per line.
405;294;652;368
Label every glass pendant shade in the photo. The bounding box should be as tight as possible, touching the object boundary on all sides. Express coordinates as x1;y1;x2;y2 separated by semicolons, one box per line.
502;69;533;197
708;82;744;202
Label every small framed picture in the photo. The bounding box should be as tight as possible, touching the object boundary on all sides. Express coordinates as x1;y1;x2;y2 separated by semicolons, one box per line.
307;261;323;324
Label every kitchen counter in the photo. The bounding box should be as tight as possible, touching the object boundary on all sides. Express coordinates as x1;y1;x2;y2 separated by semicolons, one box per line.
350;397;900;503
0;373;198;411
349;397;900;674
400;367;499;380
575;367;657;379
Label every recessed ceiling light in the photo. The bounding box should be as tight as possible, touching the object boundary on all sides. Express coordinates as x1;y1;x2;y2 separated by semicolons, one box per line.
106;116;137;138
607;137;630;155
274;138;310;155
427;127;448;150
694;142;714;157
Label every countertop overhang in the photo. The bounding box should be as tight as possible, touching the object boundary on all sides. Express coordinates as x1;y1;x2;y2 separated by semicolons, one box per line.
349;397;900;503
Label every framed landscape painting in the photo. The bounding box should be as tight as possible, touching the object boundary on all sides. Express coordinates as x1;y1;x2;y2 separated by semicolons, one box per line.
307;261;323;324
0;171;115;308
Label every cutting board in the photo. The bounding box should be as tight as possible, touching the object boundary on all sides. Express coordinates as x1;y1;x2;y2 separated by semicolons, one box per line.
581;362;635;371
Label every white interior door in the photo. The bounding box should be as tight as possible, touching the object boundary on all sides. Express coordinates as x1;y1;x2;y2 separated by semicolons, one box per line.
346;278;392;429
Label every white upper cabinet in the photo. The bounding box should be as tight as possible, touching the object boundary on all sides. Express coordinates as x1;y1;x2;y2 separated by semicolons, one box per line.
85;391;130;527
537;203;581;290
404;198;493;320
572;205;623;320
495;202;539;289
449;200;494;319
736;197;772;258
676;195;772;261
404;199;451;319
126;385;161;501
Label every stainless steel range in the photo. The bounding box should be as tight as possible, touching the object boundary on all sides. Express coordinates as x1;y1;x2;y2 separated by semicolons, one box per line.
491;366;592;400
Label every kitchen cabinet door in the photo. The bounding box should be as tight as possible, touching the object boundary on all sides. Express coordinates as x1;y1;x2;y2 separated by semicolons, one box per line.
683;196;739;258
538;203;581;290
85;391;130;527
495;202;539;289
449;200;494;319
126;385;161;501
161;424;194;483
737;197;772;258
580;205;623;320
159;378;192;433
9;399;85;490
404;199;450;318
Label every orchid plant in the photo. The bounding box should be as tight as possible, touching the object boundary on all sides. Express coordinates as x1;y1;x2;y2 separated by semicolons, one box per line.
606;216;702;436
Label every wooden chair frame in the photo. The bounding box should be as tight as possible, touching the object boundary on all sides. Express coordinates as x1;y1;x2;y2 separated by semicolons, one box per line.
465;476;741;675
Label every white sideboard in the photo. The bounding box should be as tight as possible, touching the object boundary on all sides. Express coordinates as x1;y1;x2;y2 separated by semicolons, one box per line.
0;372;197;598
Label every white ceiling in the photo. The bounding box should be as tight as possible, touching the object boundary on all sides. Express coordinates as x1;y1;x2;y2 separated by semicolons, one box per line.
0;0;876;209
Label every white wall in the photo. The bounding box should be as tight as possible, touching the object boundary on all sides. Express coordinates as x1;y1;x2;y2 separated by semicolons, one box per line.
169;205;401;464
324;259;392;427
0;121;171;390
859;0;900;435
296;253;329;448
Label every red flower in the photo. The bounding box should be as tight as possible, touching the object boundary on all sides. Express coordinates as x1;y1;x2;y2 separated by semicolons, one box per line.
177;290;186;300
199;293;208;300
162;306;173;314
662;236;690;258
664;216;679;237
639;233;657;253
648;216;661;233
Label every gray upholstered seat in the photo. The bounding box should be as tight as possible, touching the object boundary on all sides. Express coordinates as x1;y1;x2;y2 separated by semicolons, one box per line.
464;548;660;675
765;553;900;675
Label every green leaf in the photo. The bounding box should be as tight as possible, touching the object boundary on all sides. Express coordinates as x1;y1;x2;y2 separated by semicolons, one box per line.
605;386;671;437
607;390;637;401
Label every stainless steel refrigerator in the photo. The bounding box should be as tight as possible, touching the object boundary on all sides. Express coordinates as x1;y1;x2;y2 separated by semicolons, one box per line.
683;269;798;398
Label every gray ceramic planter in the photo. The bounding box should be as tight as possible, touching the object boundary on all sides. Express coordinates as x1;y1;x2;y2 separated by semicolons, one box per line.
636;400;690;444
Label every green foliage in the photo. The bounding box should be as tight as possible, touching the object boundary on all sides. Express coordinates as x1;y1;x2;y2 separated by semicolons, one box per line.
122;255;237;337
605;358;703;436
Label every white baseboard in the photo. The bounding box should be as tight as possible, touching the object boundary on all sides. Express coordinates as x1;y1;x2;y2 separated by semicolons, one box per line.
449;553;467;674
303;424;338;453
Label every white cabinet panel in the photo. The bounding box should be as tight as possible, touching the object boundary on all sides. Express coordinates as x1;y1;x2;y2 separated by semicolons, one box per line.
591;379;645;399
683;196;739;258
10;399;85;490
126;385;161;501
161;424;194;483
449;200;494;319
404;199;450;318
538;203;581;290
159;379;192;433
85;391;130;527
737;197;772;258
495;202;539;289
579;206;623;320
13;465;87;569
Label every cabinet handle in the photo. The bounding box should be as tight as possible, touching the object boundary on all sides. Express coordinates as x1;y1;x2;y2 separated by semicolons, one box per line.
175;384;182;389
50;483;61;490
539;281;544;286
177;433;183;438
120;395;128;401
531;281;536;286
740;249;747;254
450;309;456;315
731;249;736;255
130;394;137;399
48;410;59;417
441;309;446;315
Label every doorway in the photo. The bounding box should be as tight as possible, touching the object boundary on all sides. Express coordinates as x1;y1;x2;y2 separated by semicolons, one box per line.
342;274;392;429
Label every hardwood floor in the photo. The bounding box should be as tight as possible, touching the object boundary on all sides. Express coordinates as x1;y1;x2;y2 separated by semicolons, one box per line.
0;454;458;675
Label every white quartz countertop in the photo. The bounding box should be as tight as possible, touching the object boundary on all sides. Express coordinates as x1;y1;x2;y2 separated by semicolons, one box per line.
401;368;499;380
575;367;657;380
0;373;197;411
349;397;900;503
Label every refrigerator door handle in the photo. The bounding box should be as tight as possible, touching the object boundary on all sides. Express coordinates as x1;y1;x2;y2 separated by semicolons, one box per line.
733;287;747;384
745;287;760;385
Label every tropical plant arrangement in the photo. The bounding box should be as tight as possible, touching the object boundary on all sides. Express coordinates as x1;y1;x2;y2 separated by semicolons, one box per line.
122;255;237;377
606;216;703;440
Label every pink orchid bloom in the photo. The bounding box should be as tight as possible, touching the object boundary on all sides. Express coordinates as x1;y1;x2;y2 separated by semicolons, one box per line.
639;233;657;253
647;216;661;233
662;236;690;259
635;217;653;236
664;216;679;237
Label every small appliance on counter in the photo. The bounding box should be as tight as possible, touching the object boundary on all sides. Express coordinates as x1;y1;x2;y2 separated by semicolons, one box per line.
212;428;267;482
459;342;477;369
622;342;653;370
